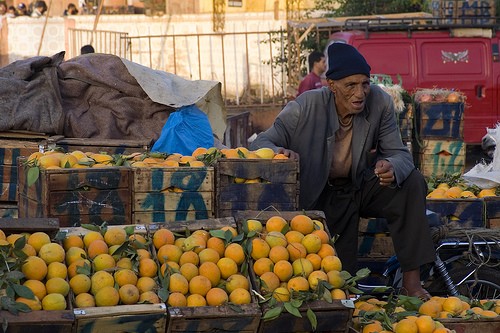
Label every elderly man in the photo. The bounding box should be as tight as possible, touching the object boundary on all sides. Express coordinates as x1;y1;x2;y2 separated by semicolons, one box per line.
250;42;435;300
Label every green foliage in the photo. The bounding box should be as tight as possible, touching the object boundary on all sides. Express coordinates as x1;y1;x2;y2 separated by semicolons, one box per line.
333;0;427;16
0;237;36;314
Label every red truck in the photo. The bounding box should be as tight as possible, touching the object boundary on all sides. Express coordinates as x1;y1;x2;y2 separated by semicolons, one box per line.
328;16;499;160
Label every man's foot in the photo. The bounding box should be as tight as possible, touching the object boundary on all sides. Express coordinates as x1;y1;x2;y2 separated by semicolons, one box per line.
402;268;432;301
399;287;432;301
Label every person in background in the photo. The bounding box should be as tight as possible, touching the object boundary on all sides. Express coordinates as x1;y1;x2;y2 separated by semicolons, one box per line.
250;42;435;301
7;5;17;17
81;44;95;55
64;3;79;15
0;2;7;16
17;3;28;16
30;1;47;17
296;50;327;97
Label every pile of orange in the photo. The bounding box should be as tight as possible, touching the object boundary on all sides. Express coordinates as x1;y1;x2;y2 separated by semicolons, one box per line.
153;226;253;307
243;214;347;302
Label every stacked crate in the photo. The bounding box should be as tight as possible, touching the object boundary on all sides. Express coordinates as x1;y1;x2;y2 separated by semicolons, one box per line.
414;101;466;177
17;161;133;227
0;132;50;218
215;159;299;218
132;166;215;223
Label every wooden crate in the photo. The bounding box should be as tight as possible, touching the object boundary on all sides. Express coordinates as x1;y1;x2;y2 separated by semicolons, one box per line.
0;136;46;202
431;0;496;24
357;218;394;258
234;210;354;333
73;304;167;333
54;137;152;155
215;159;299;218
416;139;466;177
132;166;215;224
17;163;132;227
483;196;500;228
0;217;75;333
437;317;500;333
150;217;262;333
425;198;484;228
415;102;464;139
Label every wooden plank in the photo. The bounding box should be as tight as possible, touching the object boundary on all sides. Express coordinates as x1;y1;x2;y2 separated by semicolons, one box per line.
0;202;18;218
437;317;500;333
167;304;261;333
0;141;42;155
47;189;131;216
425;199;484;227
257;300;353;333
417;139;466;177
73;304;166;333
55;137;151;155
0;310;75;333
416;102;464;139
0;167;18;201
358;235;394;258
133;210;215;224
216;159;299;183
56;213;132;227
133;167;214;192
149;216;237;234
0;217;59;234
134;191;213;211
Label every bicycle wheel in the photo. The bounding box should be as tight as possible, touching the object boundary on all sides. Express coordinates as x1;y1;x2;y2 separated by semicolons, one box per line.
427;265;500;299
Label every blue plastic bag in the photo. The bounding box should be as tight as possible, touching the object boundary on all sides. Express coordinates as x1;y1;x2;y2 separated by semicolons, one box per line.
152;104;214;155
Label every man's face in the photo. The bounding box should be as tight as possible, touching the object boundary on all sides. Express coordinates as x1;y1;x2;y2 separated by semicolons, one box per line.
315;57;327;74
328;74;370;115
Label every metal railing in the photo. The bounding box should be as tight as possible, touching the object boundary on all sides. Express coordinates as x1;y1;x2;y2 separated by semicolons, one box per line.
67;28;131;59
67;28;289;106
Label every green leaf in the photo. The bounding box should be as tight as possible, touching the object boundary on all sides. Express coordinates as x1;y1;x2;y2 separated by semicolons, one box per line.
13;235;26;250
6;271;25;282
355;268;371;278
290;298;303;308
124;225;135;236
6;285;15;298
262;305;283;321
12;301;31;313
306;308;318;331
80;224;101;232
227;303;244;313
12;284;35;299
284;302;302;318
209;230;227;239
232;233;244;242
27;166;40;187
54;231;67;242
224;230;233;242
158;288;169;302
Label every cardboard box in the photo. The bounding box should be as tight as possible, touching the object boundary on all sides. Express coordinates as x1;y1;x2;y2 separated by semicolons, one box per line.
132;166;214;224
215;159;299;218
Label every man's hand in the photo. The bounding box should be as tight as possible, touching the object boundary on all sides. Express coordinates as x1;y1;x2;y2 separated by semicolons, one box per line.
374;159;394;186
277;148;300;161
